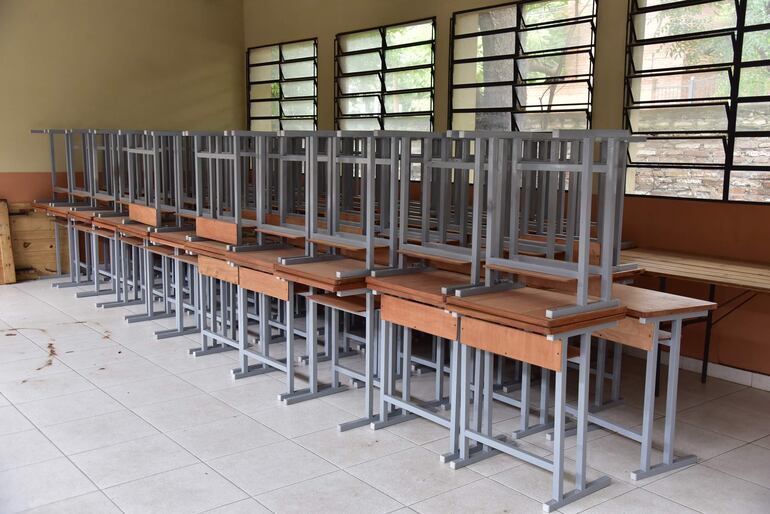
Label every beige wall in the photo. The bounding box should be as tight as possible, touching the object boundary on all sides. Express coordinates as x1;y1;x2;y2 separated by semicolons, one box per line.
0;0;245;175
242;0;630;131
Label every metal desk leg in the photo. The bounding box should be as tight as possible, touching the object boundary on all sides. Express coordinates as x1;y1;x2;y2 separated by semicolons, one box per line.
701;284;717;383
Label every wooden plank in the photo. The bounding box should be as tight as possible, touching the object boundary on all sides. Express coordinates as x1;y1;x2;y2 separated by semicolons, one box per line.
612;283;716;319
308;293;368;315
128;203;159;227
196;217;238;245
239;267;289;300
0;200;16;284
621;248;770;293
198;255;238;284
460;317;565;372
380;295;458;341
366;270;469;306
595;317;654;351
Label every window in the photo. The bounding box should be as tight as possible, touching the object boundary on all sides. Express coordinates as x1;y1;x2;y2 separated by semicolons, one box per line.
247;39;318;131
625;0;770;202
449;0;597;131
335;19;435;130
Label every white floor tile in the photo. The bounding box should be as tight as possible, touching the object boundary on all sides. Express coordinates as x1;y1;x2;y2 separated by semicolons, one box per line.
203;498;272;514
250;399;355;438
71;433;198;488
20;491;121;514
133;393;240;432
678;398;770;442
0;369;96;404
0;457;96;513
702;443;770;489
645;464;770;514
0;405;34;435
582;488;698;513
167;415;284;461
41;409;157;455
101;374;201;408
104;463;247;514
0;429;62;471
16;388;123;426
295;425;415;468
208;440;337;496
411;478;542;514
258;470;402;514
79;357;169;388
347;446;482;505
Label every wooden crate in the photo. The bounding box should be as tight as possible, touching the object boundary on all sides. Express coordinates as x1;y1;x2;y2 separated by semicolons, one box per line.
2;202;68;283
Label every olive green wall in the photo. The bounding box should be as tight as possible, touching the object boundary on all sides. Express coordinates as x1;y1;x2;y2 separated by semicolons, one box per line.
0;0;245;176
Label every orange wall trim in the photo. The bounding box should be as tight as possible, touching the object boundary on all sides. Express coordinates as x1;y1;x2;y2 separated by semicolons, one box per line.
0;172;56;204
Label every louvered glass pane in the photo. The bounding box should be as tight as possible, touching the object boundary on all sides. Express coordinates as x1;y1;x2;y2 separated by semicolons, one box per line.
282;100;315;116
340;117;380;130
282;41;315;60
385;68;432;91
453;33;515;60
249;46;278;65
453;60;513;85
630;71;730;102
633;0;735;40
728;170;770;202
626;167;723;199
515;111;587;130
339;96;381;115
385;44;432;68
386;21;433;45
282;60;314;79
250;101;279;117
339;74;380;94
520;21;592;52
282;80;315;98
454;5;515;35
629;138;725;165
383;116;431;131
282;119;314;130
339;30;380;52
339;52;381;74
384;92;431;114
453;86;512;109
250;64;279;82
628;105;728;132
736;102;770;131
522;0;594;25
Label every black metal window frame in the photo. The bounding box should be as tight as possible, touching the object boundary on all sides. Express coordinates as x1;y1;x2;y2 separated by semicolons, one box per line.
623;0;770;204
448;0;597;131
246;37;318;131
334;17;436;130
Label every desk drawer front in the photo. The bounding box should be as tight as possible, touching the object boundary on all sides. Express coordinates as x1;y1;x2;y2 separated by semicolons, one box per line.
239;267;289;300
460;317;564;372
198;255;238;284
381;295;457;341
196;217;238;245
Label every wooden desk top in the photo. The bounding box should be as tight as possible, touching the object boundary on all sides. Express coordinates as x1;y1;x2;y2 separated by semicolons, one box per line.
117;222;153;239
184;239;230;258
275;258;367;292
447;288;626;336
612;283;716;319
366;270;469;306
621;248;770;294
149;230;196;250
226;247;305;273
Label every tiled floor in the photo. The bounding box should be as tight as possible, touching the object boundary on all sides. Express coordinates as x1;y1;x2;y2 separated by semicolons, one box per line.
1;278;770;513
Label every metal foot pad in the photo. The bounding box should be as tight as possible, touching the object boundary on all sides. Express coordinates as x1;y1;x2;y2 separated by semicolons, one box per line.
631;455;697;481
543;475;611;512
